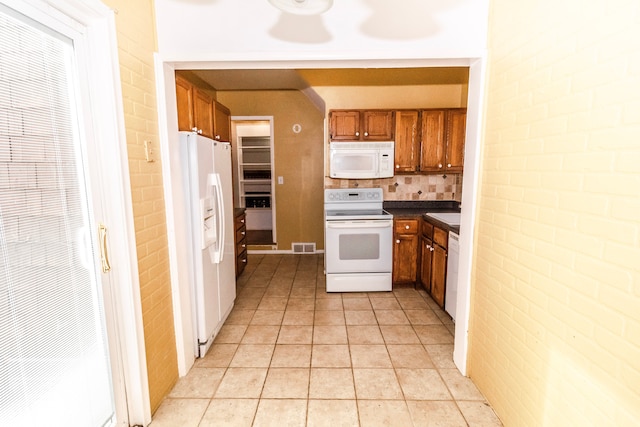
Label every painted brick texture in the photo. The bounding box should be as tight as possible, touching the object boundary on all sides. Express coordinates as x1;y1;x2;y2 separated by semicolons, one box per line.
469;0;640;425
102;0;178;413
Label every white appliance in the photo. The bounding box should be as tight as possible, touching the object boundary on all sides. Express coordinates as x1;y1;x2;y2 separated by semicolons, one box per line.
445;231;459;321
180;131;236;357
329;141;394;179
324;188;393;292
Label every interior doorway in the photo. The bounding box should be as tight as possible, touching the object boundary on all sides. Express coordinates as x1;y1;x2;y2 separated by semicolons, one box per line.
231;117;276;247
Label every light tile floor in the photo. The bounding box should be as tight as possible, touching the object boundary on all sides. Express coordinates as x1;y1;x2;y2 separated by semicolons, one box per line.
150;254;502;427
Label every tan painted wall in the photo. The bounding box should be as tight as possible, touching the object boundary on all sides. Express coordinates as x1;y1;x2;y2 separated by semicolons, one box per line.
102;0;178;413
217;90;326;250
469;0;640;425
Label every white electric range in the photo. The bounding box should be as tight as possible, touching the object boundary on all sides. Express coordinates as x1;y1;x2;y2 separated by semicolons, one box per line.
324;188;393;292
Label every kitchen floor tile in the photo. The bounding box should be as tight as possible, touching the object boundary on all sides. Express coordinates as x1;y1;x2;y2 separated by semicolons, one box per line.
277;325;313;344
269;343;311;367
224;309;255;325
261;367;310;398
241;325;280;344
406;400;467;427
307;399;359;427
315;297;344;311
195;343;238;368
379;325;421;344
311;344;351;368
344;310;377;325
313;325;348;344
357;400;413;427
414;324;455;344
370;297;401;310
374;309;410;325
457;401;503;427
425;344;457;368
213;324;247;344
198;399;258;427
252;399;307;427
148;398;209;427
395;368;452;400
353;368;403;399
405;309;443;325
386;344;434;368
168;367;225;398
309;368;355;399
286;297;315;310
342;297;372;310
440;368;487;400
349;344;392;368
250;310;284;325
282;309;314;325
314;310;345;325
346;325;385;344
214;368;268;399
229;344;274;368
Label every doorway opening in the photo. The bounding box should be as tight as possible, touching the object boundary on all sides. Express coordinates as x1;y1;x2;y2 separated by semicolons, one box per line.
231;117;276;248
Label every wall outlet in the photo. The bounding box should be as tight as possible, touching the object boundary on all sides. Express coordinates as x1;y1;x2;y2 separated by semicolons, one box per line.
278;176;284;184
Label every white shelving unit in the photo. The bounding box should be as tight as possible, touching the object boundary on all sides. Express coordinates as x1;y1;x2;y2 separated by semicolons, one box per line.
237;135;273;230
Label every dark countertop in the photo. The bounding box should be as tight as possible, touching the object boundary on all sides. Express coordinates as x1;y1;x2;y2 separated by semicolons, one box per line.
384;200;461;234
234;207;246;218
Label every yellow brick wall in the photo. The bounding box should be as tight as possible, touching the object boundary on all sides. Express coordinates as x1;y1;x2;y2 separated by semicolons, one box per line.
469;0;640;425
101;0;178;413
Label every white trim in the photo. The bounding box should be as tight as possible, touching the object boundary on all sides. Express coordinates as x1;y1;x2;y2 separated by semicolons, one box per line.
0;0;151;425
156;54;486;381
454;56;488;375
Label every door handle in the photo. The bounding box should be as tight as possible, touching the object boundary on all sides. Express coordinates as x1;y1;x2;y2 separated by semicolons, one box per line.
98;223;111;273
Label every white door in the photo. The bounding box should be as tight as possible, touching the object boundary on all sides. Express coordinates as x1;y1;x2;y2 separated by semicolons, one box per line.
0;2;135;426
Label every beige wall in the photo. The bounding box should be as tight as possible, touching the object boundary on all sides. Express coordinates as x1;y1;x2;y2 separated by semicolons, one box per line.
470;0;640;425
217;90;326;250
102;0;178;413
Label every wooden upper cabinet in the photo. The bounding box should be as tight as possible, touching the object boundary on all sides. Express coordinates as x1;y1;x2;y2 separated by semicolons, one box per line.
362;110;394;140
445;109;467;173
420;109;466;174
393;110;420;172
213;101;231;142
175;75;194;132
329;110;393;141
329;110;360;140
193;89;214;139
420;110;446;172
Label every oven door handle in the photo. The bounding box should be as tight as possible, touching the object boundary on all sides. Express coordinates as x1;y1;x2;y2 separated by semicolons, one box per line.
326;221;392;229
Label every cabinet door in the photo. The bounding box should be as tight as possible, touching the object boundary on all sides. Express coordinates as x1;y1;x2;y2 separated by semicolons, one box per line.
363;110;394;140
213;101;231;142
445;109;466;173
393;233;419;284
330;110;361;140
193;88;214;139
419;236;433;292
431;244;447;308
175;75;194;132
419;110;446;172
394;110;420;172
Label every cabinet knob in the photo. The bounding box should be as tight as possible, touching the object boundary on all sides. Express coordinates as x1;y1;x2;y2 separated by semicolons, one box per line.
396;164;400;169
241;244;246;248
447;163;452;168
215;135;221;140
242;259;247;263
405;225;410;229
198;129;203;135
396;239;400;244
241;231;245;235
430;247;434;252
241;219;245;223
355;131;360;136
438;163;443;169
364;132;369;137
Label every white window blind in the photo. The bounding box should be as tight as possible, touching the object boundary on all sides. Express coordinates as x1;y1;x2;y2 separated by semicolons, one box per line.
0;6;115;426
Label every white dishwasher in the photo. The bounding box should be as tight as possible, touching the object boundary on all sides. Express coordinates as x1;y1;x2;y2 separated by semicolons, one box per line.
444;231;459;321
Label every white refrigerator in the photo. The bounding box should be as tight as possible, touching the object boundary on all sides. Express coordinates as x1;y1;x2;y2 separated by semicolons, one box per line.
180;131;236;358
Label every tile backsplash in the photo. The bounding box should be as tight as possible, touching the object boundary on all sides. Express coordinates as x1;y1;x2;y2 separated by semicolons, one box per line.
324;174;463;202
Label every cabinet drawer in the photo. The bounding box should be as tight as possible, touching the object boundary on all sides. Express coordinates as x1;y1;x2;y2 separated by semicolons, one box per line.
394;219;419;234
235;214;246;231
433;227;448;248
421;220;433;237
235;226;246;243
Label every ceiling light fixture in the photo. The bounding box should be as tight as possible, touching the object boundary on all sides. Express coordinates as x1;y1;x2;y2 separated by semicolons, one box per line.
268;0;333;15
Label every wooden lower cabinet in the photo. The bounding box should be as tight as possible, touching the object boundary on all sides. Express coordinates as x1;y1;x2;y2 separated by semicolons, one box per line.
417;217;448;308
392;218;419;284
234;210;247;277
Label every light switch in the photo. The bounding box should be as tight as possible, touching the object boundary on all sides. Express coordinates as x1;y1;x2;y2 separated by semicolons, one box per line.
278;176;284;184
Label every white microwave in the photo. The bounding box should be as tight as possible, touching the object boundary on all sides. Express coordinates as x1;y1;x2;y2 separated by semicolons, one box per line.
329;141;394;179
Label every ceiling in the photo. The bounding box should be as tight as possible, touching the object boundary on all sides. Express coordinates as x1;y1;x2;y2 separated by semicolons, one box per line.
191;67;470;91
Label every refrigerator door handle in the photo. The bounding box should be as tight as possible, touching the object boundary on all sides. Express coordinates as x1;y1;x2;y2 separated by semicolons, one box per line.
207;173;225;264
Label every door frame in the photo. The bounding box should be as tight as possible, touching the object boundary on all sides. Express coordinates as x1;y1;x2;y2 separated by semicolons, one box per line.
156;57;485;378
1;0;151;425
